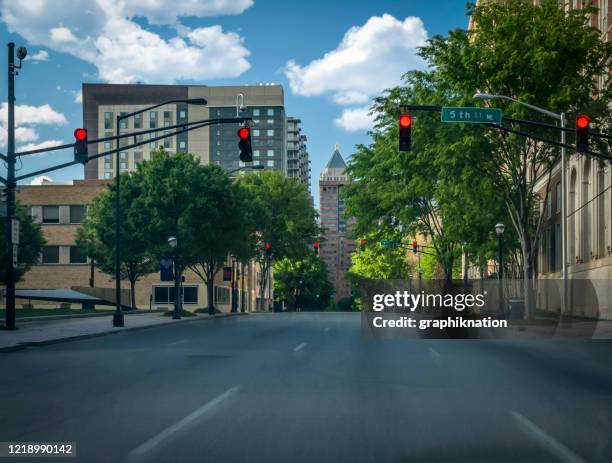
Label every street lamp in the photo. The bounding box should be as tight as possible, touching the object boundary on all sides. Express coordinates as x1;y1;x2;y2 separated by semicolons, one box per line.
168;236;180;320
495;223;505;318
474;92;567;315
230;255;237;313
112;98;207;327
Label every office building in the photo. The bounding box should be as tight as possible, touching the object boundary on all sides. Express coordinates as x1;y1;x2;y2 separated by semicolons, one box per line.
319;146;355;301
287;117;311;188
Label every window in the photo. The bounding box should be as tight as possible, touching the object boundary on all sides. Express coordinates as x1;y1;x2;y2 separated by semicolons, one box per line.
70;246;87;264
149;132;157;148
104;140;112;149
253;109;260;116
104;154;113;169
134;113;142;129
120;161;128;170
547;188;552;218
42;246;60;264
253;119;260;126
254;150;260;157
149;111;157;128
70;205;85;224
179;110;186;119
179;141;186;150
163;132;172;148
120;151;127;160
104;172;112;179
267;160;274;167
163;111;172;120
163;121;170;128
42;206;59;224
104;112;112;129
267;119;274;125
253;129;260;137
267;108;274;116
556;181;561;213
153;286;198;304
267;149;274;157
214;286;230;305
267;129;274;137
119;113;127;129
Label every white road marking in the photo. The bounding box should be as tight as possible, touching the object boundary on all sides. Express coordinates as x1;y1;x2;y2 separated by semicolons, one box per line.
428;347;441;365
510;411;586;463
293;342;307;352
128;386;241;461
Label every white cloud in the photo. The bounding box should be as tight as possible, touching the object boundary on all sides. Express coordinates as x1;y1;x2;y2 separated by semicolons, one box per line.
334;106;374;132
30;175;54;185
285;14;427;101
0;0;253;84
29;49;49;61
73;90;83;104
0;103;68;148
19;140;64;154
332;91;370;105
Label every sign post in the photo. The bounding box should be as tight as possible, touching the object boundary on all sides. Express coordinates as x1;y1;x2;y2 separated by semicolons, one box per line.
441;107;502;124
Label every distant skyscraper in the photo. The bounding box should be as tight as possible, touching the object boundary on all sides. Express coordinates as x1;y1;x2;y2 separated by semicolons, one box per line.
287;117;311;189
319;145;355;301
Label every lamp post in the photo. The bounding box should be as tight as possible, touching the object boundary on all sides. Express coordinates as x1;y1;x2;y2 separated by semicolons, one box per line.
495;222;505;318
230;255;237;313
240;262;246;312
474;92;567;315
168;236;180;320
112;98;207;327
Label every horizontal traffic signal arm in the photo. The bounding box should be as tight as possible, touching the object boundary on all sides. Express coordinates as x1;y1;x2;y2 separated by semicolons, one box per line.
13;117;252;182
14;116;252;157
400;104;612;163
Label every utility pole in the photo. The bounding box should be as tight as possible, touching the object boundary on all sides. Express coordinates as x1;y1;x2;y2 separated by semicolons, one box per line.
113;112;124;327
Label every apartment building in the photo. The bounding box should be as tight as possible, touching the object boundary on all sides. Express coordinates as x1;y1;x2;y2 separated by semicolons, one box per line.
319;146;355;300
82;83;288;178
287;117;311;189
13;180;272;311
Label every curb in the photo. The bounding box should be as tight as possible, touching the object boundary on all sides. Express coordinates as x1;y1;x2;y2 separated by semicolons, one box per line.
0;312;247;353
13;309;166;323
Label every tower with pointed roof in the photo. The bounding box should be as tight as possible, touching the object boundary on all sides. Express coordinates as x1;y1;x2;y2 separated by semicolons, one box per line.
319;145;355;301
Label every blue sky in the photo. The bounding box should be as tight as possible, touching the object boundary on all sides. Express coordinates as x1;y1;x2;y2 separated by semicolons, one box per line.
0;0;469;205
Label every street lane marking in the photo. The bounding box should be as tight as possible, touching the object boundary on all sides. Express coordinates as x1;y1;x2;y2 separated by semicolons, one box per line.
510;411;586;463
128;386;241;461
428;347;441;365
293;342;307;352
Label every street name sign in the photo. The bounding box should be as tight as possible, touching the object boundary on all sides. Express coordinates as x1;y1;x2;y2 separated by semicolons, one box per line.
441;107;502;124
11;219;19;244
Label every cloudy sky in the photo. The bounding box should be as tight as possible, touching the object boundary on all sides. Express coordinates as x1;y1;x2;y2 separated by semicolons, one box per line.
0;0;468;204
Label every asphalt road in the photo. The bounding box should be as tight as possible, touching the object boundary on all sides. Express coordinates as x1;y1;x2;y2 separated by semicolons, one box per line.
1;312;612;463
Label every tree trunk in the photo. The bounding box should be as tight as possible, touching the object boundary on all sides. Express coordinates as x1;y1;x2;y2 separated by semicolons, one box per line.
129;277;136;310
207;277;215;315
521;239;536;321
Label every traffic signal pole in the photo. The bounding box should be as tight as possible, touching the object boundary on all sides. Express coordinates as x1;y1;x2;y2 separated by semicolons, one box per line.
4;43;16;330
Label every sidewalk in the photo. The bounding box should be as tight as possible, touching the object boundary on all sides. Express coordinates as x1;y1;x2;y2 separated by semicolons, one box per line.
0;311;246;352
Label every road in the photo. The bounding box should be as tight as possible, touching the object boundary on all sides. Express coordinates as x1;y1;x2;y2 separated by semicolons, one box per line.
1;312;612;463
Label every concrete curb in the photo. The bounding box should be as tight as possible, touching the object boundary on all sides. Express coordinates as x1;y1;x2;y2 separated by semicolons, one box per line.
13;309;166;323
0;312;247;353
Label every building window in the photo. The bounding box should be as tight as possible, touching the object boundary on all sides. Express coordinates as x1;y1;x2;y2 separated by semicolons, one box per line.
104;154;113;169
104;172;112;179
42;246;60;264
104;140;112;149
149;111;157;128
267;149;274;157
42;206;60;224
179;110;186;119
267;160;274;167
183;286;198;304
163;121;170;128
70;205;85;224
149;132;157;148
163;132;172;148
134;113;142;129
253;129;260;137
153;286;198;304
120;151;127;160
70;246;87;264
163;111;172;120
104;112;112;129
253;119;260;126
267;119;274;125
267;129;274;137
267;108;274;116
179;141;186;150
120;161;128;170
119;113;127;129
254;150;260;157
214;286;230;305
555;181;561;213
253;109;260;116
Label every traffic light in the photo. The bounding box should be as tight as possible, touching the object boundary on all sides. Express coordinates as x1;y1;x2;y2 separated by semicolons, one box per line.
576;114;590;154
359;239;366;252
74;128;88;164
238;126;253;162
399;113;412;152
412;240;418;254
265;242;271;258
313;241;319;255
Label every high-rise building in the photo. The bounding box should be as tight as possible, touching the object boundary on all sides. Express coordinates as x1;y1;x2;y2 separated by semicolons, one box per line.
82;83;287;178
287;117;311;188
319;146;355;301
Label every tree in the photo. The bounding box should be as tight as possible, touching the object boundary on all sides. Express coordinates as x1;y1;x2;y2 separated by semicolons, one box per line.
0;203;46;284
273;253;333;311
419;0;612;317
76;174;157;309
240;172;319;311
185;166;255;315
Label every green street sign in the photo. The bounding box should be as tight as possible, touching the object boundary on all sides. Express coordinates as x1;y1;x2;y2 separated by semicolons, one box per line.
441;107;502;124
380;239;393;247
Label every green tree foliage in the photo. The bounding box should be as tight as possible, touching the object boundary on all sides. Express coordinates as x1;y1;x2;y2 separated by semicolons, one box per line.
273;253;333;311
77;173;158;309
240;171;319;311
0;203;46;283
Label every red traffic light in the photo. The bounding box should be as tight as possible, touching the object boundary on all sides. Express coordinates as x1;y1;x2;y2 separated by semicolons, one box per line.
399;114;412;128
576;115;590;129
74;128;87;140
265;243;271;250
238;127;250;140
313;241;319;248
